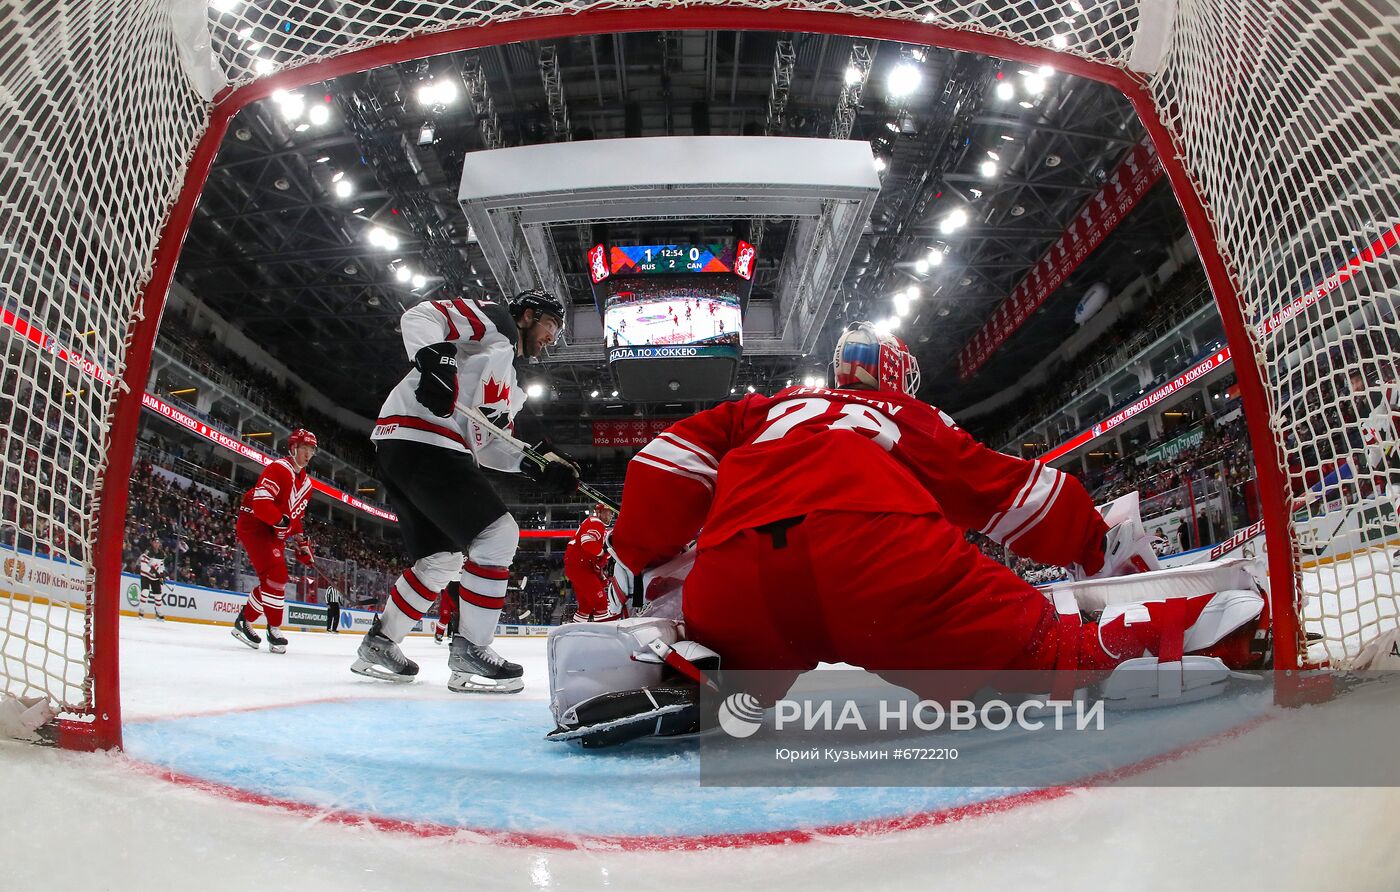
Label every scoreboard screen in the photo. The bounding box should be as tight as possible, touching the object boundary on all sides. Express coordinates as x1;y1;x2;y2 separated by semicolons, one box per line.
604;242;755;279
602;276;742;356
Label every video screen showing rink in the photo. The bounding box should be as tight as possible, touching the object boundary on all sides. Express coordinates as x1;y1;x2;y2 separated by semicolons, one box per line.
603;279;742;354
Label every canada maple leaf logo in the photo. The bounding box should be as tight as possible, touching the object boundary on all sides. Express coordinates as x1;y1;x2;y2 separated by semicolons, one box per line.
483;377;510;406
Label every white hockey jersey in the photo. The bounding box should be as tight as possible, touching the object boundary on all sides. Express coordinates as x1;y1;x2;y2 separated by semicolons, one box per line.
371;297;528;472
138;552;166;581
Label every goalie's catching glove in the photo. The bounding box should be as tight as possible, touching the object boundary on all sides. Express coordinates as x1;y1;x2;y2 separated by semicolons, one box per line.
413;342;458;418
522;444;580;495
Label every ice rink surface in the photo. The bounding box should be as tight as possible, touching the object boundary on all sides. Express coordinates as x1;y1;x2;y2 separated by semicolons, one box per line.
3;556;1400;890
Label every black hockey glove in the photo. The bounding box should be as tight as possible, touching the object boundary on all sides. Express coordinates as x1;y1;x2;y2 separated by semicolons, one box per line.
413;342;458;418
522;445;580;495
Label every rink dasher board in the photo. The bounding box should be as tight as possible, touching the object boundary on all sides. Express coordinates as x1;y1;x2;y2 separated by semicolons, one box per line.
0;549;551;637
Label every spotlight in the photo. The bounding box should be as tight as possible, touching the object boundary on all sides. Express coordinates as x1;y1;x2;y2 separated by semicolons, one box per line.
526;382;545;399
995;81;1014;101
334;179;352;198
307;104;330;126
887;61;922;99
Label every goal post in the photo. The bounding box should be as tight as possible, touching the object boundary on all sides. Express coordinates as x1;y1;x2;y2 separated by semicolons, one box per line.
3;1;1394;750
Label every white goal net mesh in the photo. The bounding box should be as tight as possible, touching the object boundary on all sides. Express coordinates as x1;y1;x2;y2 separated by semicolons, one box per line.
1;0;1396;738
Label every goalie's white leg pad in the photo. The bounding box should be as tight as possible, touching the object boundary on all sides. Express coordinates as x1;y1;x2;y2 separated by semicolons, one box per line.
1097;588;1264;656
1051;557;1262;614
547;617;679;728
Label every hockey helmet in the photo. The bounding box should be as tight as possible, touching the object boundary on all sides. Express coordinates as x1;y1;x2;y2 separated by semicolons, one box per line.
287;428;318;451
832;321;921;396
509;288;567;332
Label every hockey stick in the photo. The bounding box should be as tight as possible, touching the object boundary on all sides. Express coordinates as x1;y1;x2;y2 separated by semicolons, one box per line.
454;400;620;511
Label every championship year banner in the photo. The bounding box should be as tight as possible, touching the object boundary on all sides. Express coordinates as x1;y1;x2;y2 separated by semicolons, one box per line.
958;139;1163;380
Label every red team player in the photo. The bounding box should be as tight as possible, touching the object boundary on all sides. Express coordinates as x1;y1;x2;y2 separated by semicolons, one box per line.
566;504;620;622
232;429;318;654
606;322;1266;706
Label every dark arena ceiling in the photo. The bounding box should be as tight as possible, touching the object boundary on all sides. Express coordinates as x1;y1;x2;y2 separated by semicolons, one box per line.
175;29;1189;421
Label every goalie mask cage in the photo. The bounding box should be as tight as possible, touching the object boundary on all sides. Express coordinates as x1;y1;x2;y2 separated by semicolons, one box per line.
1;1;1396;750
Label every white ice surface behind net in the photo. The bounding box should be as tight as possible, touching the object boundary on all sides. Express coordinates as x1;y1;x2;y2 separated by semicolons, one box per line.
1;559;1399;890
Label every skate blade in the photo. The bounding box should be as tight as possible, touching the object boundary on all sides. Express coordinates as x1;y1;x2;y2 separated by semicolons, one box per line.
230;629;260;650
350;659;417;683
448;672;524;694
269;645;287;654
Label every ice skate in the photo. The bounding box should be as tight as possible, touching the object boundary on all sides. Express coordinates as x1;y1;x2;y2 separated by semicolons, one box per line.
266;627;288;654
231;615;261;649
351;617;419;682
448;635;524;694
137;608;145;619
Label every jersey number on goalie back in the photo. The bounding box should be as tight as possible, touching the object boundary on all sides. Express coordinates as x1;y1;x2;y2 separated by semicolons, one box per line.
752;396;902;451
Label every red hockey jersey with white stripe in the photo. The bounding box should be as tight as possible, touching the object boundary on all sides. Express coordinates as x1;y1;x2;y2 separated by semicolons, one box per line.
565;516;608;569
371;297;527;472
239;457;313;539
610;386;1107;574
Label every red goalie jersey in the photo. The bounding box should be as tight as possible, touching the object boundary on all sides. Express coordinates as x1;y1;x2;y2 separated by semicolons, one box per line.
610;386;1107;576
238;458;313;539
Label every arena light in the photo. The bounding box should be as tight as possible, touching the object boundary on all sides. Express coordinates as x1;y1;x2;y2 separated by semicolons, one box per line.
987;150;1000;161
418;123;435;146
1052;33;1069;49
611;390;619;398
254;58;275;75
307;103;330;126
894;292;911;317
394;266;411;282
915;258;929;274
333;179;352;198
980;160;998;178
1024;74;1047;96
277;92;305;121
417;79;458;107
315;155;330;163
210;0;238;13
995;81;1014;101
887;61;922;99
1039;65;1056;78
939;207;969;234
844;65;864;86
411;274;426;289
873;156;887;173
590;390;599;398
367;227;388;246
1018;100;1035;109
525;382;545;399
905;285;921;301
383;233;400;251
927;247;944;266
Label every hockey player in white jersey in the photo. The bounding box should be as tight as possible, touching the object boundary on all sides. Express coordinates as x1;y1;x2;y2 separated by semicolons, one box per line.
353;289;580;692
137;539;167;620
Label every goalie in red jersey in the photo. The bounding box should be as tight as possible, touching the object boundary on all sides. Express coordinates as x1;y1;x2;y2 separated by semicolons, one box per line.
588;322;1266;720
232;428;318;655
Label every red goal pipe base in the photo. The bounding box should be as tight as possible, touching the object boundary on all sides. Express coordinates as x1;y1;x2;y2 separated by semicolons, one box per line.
1274;670;1336;708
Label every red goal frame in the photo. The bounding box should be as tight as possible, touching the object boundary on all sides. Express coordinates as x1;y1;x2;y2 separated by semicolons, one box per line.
82;7;1302;751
